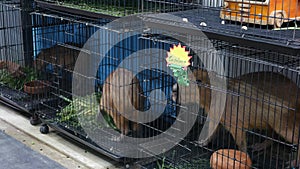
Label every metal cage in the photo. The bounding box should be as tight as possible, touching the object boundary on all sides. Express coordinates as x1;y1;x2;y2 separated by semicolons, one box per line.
134;16;300;169
0;1;299;168
31;9;300;168
0;0;39;119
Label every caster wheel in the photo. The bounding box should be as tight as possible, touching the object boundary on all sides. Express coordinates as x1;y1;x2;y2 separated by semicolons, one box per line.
30;116;41;126
40;124;49;134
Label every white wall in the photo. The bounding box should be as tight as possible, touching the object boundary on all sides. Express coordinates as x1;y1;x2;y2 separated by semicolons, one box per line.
0;2;24;65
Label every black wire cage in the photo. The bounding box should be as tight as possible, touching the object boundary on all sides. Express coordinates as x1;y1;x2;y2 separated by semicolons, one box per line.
30;6;300;168
31;10;179;162
135;15;300;169
0;0;300;168
0;0;298;168
134;16;300;169
0;0;41;121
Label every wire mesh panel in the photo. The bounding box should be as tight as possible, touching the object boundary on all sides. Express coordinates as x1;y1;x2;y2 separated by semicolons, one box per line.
119;15;299;169
32;9;300;168
218;0;300;45
32;11;183;162
181;44;300;169
35;0;200;17
0;0;39;115
31;11;133;160
195;0;300;50
34;0;300;52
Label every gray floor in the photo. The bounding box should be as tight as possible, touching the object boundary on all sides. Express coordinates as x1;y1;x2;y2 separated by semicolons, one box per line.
0;130;65;169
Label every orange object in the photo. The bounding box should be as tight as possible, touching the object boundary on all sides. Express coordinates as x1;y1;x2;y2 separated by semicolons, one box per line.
210;149;252;169
220;0;300;28
24;80;50;95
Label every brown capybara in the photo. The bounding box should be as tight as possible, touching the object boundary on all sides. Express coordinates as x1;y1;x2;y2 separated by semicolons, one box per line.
34;45;80;90
173;69;300;167
34;45;79;71
100;68;145;140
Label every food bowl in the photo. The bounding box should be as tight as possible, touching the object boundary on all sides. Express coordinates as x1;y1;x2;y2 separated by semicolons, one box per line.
24;80;50;94
210;149;252;169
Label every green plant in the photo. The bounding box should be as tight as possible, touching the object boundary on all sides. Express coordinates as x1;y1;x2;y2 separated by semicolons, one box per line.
57;93;117;130
156;150;178;169
0;67;38;90
155;150;210;169
54;0;140;16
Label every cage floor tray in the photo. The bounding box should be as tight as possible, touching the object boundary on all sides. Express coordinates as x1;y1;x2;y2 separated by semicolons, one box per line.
0;84;53;114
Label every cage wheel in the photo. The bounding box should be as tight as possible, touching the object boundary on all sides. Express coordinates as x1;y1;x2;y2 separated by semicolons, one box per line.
30;116;41;126
40;124;49;134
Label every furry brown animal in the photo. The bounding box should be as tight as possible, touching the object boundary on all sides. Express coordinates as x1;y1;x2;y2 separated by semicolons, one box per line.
34;45;79;72
34;45;80;91
173;69;300;167
100;68;145;139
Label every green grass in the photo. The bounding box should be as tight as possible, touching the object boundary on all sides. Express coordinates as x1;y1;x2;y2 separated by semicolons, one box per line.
0;67;38;90
156;158;210;169
57;93;117;131
55;1;140;16
156;150;210;169
42;0;186;17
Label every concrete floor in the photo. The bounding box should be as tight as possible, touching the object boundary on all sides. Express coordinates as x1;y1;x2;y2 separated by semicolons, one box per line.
0;103;121;169
0;130;66;169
